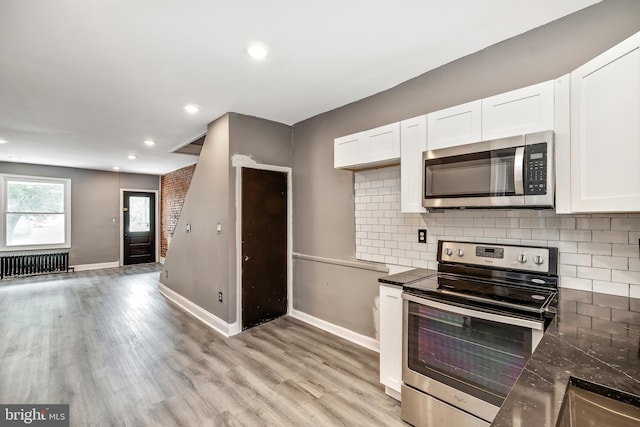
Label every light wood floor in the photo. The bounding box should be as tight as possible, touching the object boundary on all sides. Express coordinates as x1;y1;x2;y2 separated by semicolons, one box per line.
0;265;403;426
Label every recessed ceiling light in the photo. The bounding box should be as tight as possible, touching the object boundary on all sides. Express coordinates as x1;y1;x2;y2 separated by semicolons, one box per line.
113;166;120;171
144;140;155;146
0;139;8;144
128;155;137;160
247;43;269;60
184;104;199;114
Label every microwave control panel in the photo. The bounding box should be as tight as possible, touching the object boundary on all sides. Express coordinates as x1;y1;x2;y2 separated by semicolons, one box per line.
525;143;547;195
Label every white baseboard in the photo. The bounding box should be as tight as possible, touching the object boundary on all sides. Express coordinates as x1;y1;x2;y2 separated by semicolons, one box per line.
158;284;241;338
72;261;120;271
289;309;380;353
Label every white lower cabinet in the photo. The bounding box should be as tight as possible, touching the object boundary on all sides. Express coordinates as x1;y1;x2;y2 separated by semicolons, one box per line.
379;284;403;400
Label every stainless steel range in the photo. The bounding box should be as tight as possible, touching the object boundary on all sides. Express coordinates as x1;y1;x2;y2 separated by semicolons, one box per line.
401;240;558;427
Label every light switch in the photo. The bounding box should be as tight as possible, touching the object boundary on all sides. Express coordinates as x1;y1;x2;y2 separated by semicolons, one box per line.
216;223;222;234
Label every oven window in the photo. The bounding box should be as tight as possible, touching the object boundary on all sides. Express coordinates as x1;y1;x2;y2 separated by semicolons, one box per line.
407;301;532;406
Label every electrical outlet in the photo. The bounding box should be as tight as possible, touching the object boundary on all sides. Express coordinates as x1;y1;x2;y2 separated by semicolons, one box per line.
218;292;223;303
165;270;168;279
418;229;427;243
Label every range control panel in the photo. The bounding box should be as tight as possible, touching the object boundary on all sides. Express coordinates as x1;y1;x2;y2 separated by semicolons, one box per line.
439;240;555;274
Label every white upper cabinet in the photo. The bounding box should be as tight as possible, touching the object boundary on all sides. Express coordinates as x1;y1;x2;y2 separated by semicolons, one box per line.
400;115;427;213
481;80;555;140
570;31;640;212
366;122;401;165
334;122;400;170
334;133;361;169
427;100;482;150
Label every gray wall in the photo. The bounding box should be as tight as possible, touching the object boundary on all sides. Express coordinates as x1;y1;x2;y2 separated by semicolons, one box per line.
291;0;640;338
0;161;159;265
161;113;292;323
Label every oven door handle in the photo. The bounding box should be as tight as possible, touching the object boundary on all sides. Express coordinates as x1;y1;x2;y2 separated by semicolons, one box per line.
402;292;544;330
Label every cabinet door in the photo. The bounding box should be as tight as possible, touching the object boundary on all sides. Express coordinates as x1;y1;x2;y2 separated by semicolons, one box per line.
379;284;403;397
334;132;362;169
363;122;401;165
400;115;427;213
481;80;554;140
427;100;482;150
570;31;640;212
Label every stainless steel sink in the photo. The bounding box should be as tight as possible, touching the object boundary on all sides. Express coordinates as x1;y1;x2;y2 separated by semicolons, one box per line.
556;377;640;427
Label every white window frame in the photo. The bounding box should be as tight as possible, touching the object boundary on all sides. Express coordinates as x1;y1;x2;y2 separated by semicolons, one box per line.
1;174;71;251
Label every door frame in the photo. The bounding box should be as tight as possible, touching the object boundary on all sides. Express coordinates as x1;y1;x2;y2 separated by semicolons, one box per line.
119;188;160;266
233;159;292;334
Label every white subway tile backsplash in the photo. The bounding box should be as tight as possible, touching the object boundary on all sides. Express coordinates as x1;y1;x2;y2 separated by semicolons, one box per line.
559;264;577;277
592;256;628;270
560;229;592;242
354;165;640;298
531;229;560;240
484;228;507;238
496;218;520;228
593;280;629;297
577;218;611;230
507;228;532;239
520;218;546;228
578;242;612;256
474;218;496;228
592;230;629;244
613;244;639;257
562;277;593;291
561;253;592;266
612;270;640;286
577;266;611;281
611;218;640;231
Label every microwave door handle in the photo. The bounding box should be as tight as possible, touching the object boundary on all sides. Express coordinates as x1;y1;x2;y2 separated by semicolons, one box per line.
514;146;525;195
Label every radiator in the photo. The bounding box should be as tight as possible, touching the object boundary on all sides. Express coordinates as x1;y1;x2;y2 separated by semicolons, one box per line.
0;252;70;279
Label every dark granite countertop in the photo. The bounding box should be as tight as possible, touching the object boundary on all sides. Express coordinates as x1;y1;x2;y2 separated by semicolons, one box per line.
493;288;640;427
378;268;437;286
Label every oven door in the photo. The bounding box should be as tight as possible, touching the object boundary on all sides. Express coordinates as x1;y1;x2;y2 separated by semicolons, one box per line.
402;292;544;422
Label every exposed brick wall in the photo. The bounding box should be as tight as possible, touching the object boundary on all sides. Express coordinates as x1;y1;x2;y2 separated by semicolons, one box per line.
160;164;196;258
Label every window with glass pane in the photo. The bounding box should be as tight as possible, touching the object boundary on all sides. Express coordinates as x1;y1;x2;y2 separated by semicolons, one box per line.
129;196;150;232
5;179;67;247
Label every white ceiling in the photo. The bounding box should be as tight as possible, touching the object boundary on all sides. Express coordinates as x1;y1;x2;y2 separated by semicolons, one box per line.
0;0;600;175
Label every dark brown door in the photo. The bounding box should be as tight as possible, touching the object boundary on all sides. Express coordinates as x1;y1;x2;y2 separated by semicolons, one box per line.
123;191;156;265
242;168;287;330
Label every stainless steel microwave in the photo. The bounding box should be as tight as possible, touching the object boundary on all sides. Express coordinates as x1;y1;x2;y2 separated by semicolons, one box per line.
422;130;554;209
